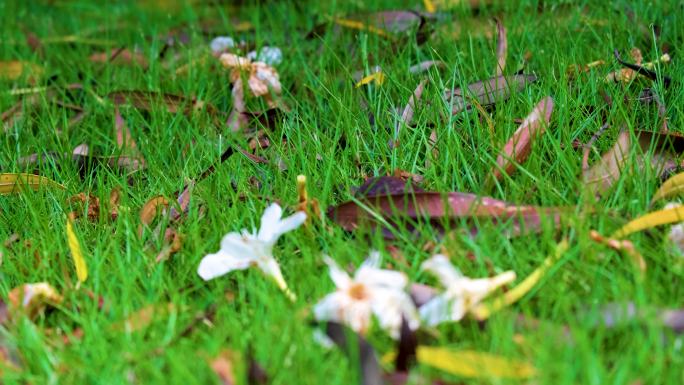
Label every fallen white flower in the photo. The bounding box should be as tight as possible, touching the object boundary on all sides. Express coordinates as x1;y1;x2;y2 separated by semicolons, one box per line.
313;252;419;339
246;46;283;65
210;36;235;55
419;254;516;326
197;203;306;299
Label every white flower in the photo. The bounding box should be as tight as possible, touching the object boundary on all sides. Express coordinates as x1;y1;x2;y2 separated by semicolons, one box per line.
210;36;235;55
246;46;283;65
419;254;516;326
197;203;306;299
313;252;419;339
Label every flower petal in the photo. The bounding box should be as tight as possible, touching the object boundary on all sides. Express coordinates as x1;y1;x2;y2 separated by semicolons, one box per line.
220;232;258;257
356;266;407;289
419;294;464;326
323;256;352;290
197;250;253;281
272;211;306;239
255;256;288;292
421;254;463;287
313;291;346;323
257;203;283;242
360;250;382;269
461;271;517;305
369;288;417;339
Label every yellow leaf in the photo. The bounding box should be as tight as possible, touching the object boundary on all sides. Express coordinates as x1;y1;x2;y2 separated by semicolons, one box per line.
66;216;88;283
334;18;390;38
651;171;684;203
417;346;536;379
470;240;569;320
0;61;42;80
423;0;436;13
0;173;65;195
355;71;385;88
611;205;684;239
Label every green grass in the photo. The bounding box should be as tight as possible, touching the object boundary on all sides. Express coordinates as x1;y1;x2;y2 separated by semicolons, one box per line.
1;0;684;383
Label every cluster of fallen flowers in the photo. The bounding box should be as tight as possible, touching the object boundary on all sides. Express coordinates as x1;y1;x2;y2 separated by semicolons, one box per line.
197;203;518;339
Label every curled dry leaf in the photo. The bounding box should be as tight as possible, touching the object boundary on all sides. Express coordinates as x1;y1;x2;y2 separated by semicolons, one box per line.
589;230;646;272
582;130;684;196
8;283;63;319
651;171;684;204
0;173;65;195
444;74;537;115
491;96;554;181
392;79;427;149
494;18;507;76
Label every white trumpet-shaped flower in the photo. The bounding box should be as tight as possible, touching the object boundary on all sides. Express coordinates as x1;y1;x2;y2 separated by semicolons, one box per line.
197;203;306;299
419;254;516;326
313;252;419;339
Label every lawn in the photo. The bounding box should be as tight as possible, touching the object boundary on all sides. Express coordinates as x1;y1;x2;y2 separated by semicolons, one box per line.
1;0;684;384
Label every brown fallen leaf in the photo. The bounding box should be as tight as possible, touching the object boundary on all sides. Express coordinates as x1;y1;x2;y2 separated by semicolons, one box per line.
392;79;428;149
209;350;239;385
444;74;537;115
114;107;146;169
494;18;507;76
582;130;684;195
108;90;217;116
89;48;148;67
138;196;169;235
329;186;565;238
113;303;176;332
491;96;554;181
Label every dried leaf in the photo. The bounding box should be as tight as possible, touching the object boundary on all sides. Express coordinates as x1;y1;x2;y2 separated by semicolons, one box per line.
0;173;65;195
471;240;569;320
140;196;169;227
66;216;88;283
155;228;182;263
108;91;216;115
416;346;536;379
651;171;684;203
492;96;554;181
168;181;194;221
0;61;42;80
589;230;646;272
494;18;507;76
392;79;427;149
8;282;63;319
583;130;684;195
330;189;565;238
444;74;537;115
210;350;239;385
611;205;684;239
114;303;176;332
89;48;148;67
